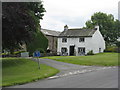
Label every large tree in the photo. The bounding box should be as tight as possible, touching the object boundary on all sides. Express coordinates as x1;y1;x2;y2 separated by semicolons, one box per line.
2;2;46;54
84;12;120;45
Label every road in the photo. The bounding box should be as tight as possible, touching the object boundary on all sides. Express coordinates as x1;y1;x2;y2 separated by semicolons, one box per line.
8;58;118;88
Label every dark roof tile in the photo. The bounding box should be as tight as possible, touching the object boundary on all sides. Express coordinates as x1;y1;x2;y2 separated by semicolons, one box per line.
59;28;96;37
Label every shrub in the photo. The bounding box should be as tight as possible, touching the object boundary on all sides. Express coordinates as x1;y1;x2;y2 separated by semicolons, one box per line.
37;48;45;53
87;50;94;55
14;51;26;55
104;46;118;52
2;50;26;57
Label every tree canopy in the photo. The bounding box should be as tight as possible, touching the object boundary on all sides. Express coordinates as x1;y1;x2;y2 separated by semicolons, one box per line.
26;31;48;56
2;2;46;53
84;12;120;45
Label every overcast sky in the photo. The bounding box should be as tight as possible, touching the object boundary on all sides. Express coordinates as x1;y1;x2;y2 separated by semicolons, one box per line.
40;0;119;31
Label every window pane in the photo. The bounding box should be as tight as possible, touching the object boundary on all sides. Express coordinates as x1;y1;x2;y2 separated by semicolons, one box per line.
62;38;67;42
79;38;84;42
61;47;68;56
78;47;85;55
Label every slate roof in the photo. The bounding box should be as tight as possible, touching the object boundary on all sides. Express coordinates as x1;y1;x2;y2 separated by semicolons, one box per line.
58;28;97;37
41;28;61;36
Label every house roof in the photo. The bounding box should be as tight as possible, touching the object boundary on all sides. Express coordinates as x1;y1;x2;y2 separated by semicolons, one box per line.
58;28;97;37
41;28;61;36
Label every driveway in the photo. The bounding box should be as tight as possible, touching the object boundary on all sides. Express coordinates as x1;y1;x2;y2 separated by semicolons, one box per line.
8;58;118;88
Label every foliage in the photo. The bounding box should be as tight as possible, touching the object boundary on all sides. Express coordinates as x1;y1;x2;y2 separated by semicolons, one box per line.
13;51;26;55
104;46;118;53
87;50;94;55
26;31;48;56
1;50;26;57
2;2;46;54
2;58;59;87
84;12;120;45
42;53;118;66
37;48;45;53
115;41;120;47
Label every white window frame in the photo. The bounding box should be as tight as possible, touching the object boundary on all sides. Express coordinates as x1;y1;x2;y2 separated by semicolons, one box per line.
79;37;85;42
62;37;67;43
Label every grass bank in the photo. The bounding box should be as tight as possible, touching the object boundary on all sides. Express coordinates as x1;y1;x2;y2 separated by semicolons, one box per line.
2;58;59;87
42;53;118;66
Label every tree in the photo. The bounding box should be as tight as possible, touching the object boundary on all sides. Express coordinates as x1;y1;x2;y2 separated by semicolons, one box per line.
2;2;46;54
84;12;120;45
26;31;48;56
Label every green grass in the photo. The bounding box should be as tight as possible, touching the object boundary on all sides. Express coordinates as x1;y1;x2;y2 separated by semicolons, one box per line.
42;53;118;66
2;58;59;87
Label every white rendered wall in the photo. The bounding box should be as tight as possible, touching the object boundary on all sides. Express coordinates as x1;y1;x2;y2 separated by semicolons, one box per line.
91;30;106;53
57;30;105;56
57;37;92;56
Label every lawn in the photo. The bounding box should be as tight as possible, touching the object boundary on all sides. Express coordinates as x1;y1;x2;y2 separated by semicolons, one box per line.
2;58;59;87
42;53;118;66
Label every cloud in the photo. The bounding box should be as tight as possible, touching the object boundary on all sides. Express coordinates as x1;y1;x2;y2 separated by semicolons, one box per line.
41;15;65;31
41;0;119;31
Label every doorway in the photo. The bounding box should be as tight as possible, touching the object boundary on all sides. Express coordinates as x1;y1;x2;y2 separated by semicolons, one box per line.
99;48;101;53
70;46;75;56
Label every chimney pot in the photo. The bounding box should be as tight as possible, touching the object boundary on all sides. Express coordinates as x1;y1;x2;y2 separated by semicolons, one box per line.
64;25;68;31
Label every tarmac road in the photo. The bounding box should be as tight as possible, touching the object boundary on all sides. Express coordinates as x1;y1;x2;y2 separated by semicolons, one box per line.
8;58;118;88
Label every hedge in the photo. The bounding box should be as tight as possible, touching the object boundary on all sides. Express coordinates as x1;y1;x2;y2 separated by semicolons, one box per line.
104;46;118;52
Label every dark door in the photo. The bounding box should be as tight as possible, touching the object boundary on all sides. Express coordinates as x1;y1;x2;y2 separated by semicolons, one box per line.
70;46;75;56
99;48;101;53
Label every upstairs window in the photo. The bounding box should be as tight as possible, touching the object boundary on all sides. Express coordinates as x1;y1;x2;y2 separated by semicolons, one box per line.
79;37;84;42
62;38;67;43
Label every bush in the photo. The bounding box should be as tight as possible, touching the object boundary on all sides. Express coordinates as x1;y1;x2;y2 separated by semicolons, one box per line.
104;46;118;52
37;48;45;53
14;51;26;55
2;50;26;57
87;50;94;55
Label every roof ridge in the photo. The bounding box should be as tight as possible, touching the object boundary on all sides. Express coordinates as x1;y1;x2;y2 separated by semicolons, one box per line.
59;29;96;37
41;28;61;32
68;28;82;30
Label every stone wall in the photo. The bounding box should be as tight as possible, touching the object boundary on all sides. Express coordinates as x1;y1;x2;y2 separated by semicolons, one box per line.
46;35;57;53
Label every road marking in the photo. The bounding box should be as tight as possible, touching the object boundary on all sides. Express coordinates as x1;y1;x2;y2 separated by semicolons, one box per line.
48;66;117;79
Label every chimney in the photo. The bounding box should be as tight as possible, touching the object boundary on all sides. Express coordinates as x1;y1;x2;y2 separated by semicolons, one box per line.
94;25;99;31
64;25;68;31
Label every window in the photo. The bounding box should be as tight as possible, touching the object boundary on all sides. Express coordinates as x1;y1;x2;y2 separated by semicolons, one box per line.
79;37;84;42
78;47;85;55
61;47;68;56
61;48;67;53
62;38;67;43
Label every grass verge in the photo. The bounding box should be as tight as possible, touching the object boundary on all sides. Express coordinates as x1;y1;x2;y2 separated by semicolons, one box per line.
2;58;59;87
42;53;118;66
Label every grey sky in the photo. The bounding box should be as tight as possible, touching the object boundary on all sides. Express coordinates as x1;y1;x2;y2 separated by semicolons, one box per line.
41;0;119;31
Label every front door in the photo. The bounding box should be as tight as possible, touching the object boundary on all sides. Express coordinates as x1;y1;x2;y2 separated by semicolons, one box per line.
70;46;75;56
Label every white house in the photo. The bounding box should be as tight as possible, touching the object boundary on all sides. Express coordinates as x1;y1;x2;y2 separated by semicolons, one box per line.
57;25;105;56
